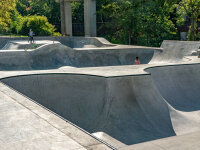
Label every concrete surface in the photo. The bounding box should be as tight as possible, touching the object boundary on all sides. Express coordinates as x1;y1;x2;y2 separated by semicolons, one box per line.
0;42;157;69
64;1;73;36
0;38;200;150
2;63;200;146
1;39;199;69
0;74;175;145
57;0;96;36
120;132;200;150
84;0;97;37
2;40;57;50
0;81;113;150
150;40;200;63
0;37;114;49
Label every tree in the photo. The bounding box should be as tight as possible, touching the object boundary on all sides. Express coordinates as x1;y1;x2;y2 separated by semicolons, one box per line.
177;0;200;40
71;1;84;23
16;0;60;26
0;0;16;33
98;0;178;46
18;15;60;36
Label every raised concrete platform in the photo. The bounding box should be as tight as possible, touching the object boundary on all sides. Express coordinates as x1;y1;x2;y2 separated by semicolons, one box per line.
2;40;58;50
0;38;200;150
0;38;159;68
0;81;112;150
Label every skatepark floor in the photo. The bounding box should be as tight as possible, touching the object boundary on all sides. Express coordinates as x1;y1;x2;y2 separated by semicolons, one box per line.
1;57;200;150
1;39;200;150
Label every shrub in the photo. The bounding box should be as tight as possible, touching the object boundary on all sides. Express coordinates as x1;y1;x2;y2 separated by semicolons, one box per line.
18;15;60;36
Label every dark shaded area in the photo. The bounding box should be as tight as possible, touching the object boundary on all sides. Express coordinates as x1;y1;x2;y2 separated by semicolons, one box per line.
147;64;200;111
1;74;175;145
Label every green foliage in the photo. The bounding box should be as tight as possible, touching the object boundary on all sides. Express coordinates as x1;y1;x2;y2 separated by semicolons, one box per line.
1;0;199;46
10;9;23;34
187;22;199;40
16;0;29;16
0;0;60;36
18;15;60;36
33;43;37;49
16;0;60;25
0;0;16;32
98;0;179;47
177;0;200;40
71;1;84;23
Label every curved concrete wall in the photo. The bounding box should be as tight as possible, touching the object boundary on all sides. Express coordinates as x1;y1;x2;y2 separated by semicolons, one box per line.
3;64;200;146
0;37;114;49
146;64;200;111
0;43;155;70
150;40;200;63
1;74;175;145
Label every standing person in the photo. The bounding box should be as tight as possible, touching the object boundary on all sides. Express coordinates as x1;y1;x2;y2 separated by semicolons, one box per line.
28;29;34;43
134;56;140;65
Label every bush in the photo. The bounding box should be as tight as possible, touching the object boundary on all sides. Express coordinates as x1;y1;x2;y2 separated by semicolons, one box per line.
18;15;61;36
10;9;23;34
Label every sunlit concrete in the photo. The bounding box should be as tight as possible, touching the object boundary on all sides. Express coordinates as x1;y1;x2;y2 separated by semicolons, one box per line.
0;38;200;150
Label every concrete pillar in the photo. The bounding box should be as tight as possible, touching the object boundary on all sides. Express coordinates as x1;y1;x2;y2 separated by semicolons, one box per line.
84;0;97;37
59;0;72;36
64;1;72;36
60;0;66;35
180;32;187;41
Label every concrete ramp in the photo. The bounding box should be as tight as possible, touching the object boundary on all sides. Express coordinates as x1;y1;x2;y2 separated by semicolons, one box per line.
1;39;200;69
1;38;200;149
2;40;55;50
1;74;175;146
150;40;200;63
0;42;156;69
146;64;200;111
2;64;200;148
2;40;200;69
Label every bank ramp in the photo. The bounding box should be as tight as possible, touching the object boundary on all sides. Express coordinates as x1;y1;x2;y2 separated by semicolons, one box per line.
2;63;200;148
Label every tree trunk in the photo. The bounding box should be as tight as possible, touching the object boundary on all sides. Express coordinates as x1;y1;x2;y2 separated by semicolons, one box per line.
129;32;131;45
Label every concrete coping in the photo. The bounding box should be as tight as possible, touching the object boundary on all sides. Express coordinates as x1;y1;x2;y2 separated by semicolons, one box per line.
0;81;114;150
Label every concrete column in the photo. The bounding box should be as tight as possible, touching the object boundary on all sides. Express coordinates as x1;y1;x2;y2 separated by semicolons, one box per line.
84;0;97;37
60;0;66;35
64;0;72;36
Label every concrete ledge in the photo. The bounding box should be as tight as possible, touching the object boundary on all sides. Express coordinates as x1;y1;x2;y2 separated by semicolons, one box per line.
0;82;112;150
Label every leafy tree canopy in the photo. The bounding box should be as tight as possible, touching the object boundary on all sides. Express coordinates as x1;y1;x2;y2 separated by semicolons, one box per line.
0;0;16;32
176;0;200;40
0;0;199;45
98;0;179;46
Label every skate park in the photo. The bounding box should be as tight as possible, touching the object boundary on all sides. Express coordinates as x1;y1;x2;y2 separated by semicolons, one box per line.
1;0;200;149
0;36;200;150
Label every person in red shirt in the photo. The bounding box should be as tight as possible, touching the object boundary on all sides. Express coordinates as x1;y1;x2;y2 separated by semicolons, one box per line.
134;56;140;65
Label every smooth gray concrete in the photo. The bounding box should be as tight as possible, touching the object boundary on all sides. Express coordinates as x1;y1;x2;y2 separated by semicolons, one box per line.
0;83;86;150
0;41;157;69
0;37;115;49
0;74;176;145
60;0;66;35
0;81;112;150
2;39;200;69
64;0;73;36
58;0;77;36
2;63;200;149
84;0;97;37
1;39;200;149
2;40;57;50
150;40;200;63
120;131;200;150
146;64;200;111
57;0;96;36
